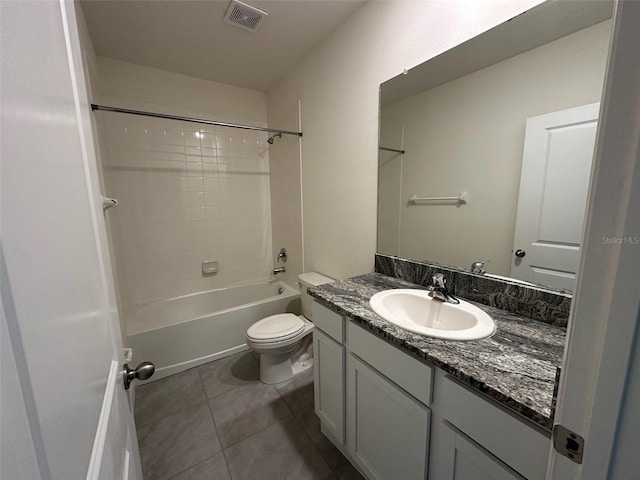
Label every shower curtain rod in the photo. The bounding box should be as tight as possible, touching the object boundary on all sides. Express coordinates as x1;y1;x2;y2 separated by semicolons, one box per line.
90;104;303;138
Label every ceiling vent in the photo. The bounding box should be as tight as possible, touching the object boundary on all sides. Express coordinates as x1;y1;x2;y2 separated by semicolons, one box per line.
223;0;268;32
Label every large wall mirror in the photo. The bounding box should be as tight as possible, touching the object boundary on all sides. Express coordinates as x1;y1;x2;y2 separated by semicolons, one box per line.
377;0;613;292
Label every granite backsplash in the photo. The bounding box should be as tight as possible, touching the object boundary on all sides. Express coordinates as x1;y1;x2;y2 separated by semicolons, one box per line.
375;253;571;327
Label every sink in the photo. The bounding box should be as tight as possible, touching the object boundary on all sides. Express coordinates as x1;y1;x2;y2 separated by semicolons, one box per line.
369;289;495;341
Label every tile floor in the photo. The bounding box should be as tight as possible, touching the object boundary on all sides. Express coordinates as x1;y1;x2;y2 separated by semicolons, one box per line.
134;351;365;480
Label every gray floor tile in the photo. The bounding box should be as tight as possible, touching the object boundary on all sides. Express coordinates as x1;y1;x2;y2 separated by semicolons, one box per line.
275;368;314;413
224;415;333;480
209;381;293;448
198;351;259;399
167;452;230;480
334;462;366;480
137;402;221;480
135;368;207;427
292;404;348;470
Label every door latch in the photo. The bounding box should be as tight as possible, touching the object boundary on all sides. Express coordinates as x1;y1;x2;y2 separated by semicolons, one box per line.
552;424;584;464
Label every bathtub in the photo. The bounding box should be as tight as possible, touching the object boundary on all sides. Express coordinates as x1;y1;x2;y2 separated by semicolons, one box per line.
126;281;301;381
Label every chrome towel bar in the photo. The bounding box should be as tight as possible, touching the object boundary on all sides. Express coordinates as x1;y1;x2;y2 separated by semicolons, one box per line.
409;192;468;204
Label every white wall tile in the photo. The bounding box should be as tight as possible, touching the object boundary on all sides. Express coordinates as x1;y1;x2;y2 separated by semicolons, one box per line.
101;115;273;306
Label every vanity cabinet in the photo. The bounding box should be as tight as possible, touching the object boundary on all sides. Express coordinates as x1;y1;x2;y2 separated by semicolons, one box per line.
312;302;346;445
429;370;550;480
313;300;431;479
311;299;550;480
436;424;525;480
312;328;345;444
347;354;430;480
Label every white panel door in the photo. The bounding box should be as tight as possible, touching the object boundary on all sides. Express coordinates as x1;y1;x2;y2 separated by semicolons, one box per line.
0;1;142;479
511;103;599;290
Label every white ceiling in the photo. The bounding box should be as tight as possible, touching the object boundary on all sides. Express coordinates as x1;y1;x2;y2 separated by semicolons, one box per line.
80;0;366;92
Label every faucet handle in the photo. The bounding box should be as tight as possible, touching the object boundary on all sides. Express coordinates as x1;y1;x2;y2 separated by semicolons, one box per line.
432;273;446;287
470;260;488;275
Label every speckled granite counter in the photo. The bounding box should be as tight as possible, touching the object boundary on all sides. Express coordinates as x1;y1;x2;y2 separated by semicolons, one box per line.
309;273;566;432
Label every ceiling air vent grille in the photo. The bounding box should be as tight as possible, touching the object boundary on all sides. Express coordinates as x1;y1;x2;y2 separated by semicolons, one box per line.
224;0;268;32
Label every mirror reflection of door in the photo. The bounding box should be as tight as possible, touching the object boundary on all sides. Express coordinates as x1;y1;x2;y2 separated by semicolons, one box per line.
511;103;599;290
376;7;612;292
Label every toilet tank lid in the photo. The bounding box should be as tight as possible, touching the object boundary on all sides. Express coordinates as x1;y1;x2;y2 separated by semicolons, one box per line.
298;272;333;287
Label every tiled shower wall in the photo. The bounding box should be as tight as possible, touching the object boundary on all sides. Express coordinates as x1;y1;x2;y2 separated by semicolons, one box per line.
99;111;272;314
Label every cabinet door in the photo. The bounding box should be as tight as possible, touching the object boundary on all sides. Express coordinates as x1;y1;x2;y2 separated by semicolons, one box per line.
440;424;525;480
313;329;345;444
347;354;430;480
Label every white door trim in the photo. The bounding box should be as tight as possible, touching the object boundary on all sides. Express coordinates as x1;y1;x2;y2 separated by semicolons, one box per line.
86;361;120;480
546;0;640;477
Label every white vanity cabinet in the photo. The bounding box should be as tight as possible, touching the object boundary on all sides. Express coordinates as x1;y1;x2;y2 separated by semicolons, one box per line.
429;370;550;480
312;302;346;445
311;300;550;480
312;300;431;479
313;328;345;444
347;354;430;480
436;424;526;480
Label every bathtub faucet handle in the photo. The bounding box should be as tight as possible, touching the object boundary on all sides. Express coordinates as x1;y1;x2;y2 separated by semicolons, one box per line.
273;267;286;275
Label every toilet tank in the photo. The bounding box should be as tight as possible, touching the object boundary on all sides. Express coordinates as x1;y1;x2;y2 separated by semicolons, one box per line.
298;272;333;319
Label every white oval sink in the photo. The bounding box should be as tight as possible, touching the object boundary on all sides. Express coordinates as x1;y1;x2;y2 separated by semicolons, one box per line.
369;289;495;341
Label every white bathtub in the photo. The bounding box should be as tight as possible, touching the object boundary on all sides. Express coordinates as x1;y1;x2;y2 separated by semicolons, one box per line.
126;281;301;381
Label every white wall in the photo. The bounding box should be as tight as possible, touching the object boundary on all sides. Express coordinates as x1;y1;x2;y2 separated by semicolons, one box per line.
95;57;267;124
380;20;611;275
266;99;304;287
267;0;546;280
93;58;273;325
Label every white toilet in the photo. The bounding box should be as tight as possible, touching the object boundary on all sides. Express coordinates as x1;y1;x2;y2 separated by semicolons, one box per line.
246;272;333;384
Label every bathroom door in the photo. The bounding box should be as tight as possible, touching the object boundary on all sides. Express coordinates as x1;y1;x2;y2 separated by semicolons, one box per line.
510;103;599;290
1;2;142;479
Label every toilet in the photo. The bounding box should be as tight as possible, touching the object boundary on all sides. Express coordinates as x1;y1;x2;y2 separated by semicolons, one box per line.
246;272;333;384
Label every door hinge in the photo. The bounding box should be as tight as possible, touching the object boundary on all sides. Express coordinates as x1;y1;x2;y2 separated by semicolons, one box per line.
552;424;584;464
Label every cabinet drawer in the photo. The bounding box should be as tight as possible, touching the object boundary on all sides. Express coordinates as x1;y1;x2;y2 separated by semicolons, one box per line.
312;301;345;343
347;321;433;405
438;374;549;480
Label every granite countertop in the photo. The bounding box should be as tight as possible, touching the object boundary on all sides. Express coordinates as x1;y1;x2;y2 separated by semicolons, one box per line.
309;273;566;432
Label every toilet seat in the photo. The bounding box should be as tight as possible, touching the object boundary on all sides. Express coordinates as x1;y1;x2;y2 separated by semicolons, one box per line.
246;313;305;344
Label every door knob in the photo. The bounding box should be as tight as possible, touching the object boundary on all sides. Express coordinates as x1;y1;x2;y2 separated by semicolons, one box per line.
123;361;155;390
515;249;526;258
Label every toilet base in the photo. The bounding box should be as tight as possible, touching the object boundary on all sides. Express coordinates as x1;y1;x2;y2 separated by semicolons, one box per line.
259;353;313;384
258;336;314;384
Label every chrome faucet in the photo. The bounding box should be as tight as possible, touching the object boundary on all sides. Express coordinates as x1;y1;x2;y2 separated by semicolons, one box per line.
470;261;487;275
273;267;286;275
428;273;460;304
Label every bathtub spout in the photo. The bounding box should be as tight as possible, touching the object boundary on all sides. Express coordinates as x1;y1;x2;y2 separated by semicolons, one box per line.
273;267;286;274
